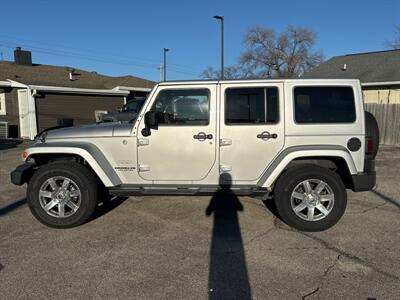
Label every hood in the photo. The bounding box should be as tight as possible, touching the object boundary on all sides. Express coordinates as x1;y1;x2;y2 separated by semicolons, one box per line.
44;123;133;139
101;111;137;122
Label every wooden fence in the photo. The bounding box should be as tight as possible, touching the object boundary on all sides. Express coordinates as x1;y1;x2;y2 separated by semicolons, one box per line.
365;103;400;146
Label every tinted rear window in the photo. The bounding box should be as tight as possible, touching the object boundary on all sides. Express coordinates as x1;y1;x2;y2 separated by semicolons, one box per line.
225;87;279;124
294;86;356;124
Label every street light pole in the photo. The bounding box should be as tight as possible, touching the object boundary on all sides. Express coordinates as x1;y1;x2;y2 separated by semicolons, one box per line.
213;15;224;80
163;48;169;81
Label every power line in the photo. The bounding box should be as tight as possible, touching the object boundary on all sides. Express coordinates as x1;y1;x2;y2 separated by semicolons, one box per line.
0;35;200;76
0;34;161;65
0;41;156;68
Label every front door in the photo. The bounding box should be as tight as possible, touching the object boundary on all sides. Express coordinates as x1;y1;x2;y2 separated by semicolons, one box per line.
137;85;217;182
219;83;285;183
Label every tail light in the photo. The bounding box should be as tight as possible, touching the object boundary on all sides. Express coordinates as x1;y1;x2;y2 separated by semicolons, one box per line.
366;137;373;155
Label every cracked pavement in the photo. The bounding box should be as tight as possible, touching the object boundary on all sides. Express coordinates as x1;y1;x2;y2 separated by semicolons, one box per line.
0;143;399;299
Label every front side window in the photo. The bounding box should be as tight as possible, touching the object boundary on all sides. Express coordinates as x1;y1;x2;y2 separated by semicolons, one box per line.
294;86;356;124
151;89;209;125
225;87;279;125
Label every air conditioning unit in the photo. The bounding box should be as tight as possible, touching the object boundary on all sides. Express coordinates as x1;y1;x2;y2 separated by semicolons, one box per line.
0;121;8;139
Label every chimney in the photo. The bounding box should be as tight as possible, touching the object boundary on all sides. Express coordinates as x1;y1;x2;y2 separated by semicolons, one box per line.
67;67;75;81
14;47;32;66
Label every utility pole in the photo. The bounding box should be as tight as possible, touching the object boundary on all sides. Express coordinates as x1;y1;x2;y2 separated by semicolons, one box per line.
213;15;224;80
158;64;163;82
163;48;169;81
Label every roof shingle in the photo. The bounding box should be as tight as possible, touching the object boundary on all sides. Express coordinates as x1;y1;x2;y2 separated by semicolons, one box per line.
303;49;400;83
0;61;155;89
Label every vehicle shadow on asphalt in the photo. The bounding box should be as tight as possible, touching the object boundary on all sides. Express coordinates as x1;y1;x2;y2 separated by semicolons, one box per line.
262;197;282;220
205;174;251;300
89;196;128;222
0;198;27;217
0;139;23;151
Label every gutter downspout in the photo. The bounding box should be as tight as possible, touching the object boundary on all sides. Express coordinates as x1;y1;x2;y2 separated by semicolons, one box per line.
8;79;38;140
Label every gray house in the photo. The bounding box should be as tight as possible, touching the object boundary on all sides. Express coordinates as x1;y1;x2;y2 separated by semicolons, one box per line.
303;49;400;104
0;47;155;139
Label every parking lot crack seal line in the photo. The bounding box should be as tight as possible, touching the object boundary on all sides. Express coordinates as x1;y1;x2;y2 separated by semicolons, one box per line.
323;254;341;276
347;202;388;214
370;189;400;209
302;287;319;299
272;217;399;281
244;228;276;247
300;233;399;281
301;254;341;299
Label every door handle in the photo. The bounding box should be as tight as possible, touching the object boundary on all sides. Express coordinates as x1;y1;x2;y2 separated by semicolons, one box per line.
220;138;232;146
193;132;213;141
257;131;278;140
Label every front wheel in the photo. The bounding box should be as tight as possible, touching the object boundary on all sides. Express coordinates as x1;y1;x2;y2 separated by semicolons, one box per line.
27;162;98;228
273;165;347;232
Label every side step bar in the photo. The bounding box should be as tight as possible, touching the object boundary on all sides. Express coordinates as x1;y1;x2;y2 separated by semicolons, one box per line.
108;184;269;197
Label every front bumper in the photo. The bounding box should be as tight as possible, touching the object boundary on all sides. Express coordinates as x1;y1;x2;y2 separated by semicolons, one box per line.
10;163;35;186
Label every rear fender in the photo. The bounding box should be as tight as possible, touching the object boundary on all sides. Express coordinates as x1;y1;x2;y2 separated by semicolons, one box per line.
258;146;357;189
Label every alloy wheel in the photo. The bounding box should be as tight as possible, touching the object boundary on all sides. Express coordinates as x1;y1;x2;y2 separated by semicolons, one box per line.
290;179;335;221
38;176;82;218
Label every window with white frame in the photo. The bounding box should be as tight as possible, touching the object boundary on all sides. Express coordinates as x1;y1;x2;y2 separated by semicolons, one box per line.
0;92;6;115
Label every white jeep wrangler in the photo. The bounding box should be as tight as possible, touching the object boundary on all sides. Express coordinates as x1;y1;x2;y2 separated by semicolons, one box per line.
11;79;379;231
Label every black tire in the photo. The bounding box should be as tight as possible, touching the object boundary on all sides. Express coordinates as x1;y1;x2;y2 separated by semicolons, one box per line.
27;162;98;228
365;111;380;158
273;164;347;232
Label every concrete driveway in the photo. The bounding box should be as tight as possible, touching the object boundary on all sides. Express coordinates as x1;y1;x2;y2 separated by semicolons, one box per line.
0;142;399;299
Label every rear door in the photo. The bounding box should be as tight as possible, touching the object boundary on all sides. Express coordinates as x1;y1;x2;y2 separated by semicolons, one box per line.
219;82;285;183
137;84;218;182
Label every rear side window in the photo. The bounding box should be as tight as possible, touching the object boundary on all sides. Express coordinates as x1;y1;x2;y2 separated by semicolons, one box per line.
225;87;279;124
294;86;356;124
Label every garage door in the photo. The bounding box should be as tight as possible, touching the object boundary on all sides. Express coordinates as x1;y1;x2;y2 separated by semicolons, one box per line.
35;92;125;132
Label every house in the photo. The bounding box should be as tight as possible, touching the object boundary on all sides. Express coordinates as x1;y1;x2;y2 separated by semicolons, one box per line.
303;49;400;104
0;47;155;139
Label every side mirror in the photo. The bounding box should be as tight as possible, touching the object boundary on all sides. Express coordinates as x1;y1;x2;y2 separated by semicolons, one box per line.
142;111;162;136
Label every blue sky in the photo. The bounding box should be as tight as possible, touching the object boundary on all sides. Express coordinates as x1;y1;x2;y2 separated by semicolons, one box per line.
0;0;399;81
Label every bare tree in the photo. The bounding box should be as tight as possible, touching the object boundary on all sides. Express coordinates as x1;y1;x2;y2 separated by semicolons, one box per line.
387;25;400;49
201;65;253;80
240;26;323;78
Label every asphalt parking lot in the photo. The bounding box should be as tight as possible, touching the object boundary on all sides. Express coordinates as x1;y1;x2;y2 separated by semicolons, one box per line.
1;141;399;299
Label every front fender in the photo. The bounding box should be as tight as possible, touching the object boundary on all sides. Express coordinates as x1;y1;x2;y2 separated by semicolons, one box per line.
258;145;357;189
25;142;122;187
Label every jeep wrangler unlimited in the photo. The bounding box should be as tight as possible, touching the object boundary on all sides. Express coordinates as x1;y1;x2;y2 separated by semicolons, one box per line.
11;79;379;231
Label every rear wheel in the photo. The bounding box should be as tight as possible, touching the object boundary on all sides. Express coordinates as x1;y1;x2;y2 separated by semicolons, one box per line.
273;165;347;232
27;162;98;228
